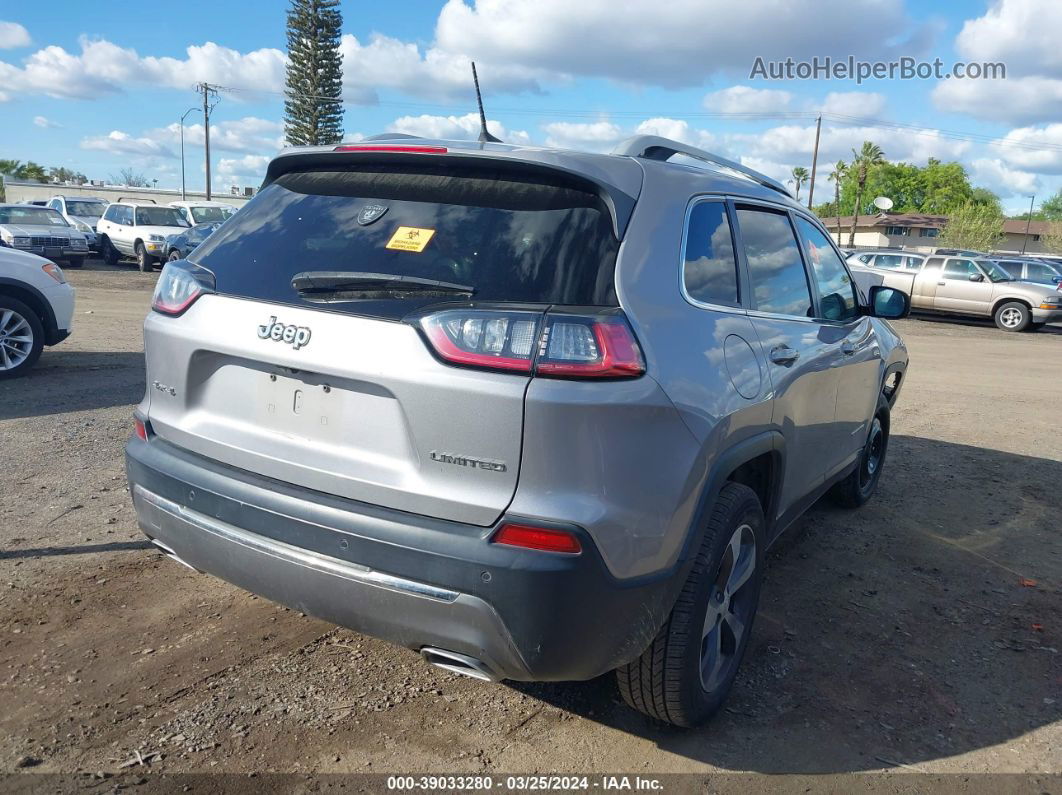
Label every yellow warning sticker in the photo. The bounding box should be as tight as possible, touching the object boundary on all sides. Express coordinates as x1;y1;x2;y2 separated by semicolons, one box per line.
386;226;436;252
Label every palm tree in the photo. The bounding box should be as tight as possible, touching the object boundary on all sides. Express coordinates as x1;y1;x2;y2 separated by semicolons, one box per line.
828;160;847;244
848;141;885;246
0;159;21;176
790;166;810;201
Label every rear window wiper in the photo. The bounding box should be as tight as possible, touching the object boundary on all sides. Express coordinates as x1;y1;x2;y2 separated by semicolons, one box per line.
291;271;476;300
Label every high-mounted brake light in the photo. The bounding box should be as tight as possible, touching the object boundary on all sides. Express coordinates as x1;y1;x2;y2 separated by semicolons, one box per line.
152;261;216;316
333;145;448;154
492;523;582;554
416;308;645;379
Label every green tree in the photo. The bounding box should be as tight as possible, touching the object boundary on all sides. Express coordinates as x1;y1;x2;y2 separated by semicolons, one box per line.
0;159;21;176
109;168;149;187
937;201;1004;252
790;166;809;201
848;141;886;246
283;0;344;146
827;160;847;241
1037;189;1062;221
1042;221;1062;254
49;166;87;184
14;161;47;182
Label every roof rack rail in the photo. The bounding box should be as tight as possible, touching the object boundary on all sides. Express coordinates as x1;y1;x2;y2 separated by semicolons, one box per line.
611;135;792;198
117;196;156;204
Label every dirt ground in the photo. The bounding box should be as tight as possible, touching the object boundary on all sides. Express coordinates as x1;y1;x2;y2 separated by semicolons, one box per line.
1;260;1060;785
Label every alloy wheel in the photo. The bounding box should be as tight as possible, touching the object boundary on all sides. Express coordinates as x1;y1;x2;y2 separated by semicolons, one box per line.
700;523;757;692
0;308;34;372
999;307;1023;328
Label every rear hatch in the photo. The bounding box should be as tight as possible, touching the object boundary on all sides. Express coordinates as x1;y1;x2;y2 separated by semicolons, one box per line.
143;154;628;526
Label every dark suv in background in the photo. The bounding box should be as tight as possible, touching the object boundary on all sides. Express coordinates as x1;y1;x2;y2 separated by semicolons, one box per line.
127;135;909;727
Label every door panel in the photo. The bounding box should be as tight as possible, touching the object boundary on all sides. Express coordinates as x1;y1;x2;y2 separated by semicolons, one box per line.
911;257;943;308
935;259;993;314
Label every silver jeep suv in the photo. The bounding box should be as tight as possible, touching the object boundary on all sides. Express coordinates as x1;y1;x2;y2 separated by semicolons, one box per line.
126;135;909;727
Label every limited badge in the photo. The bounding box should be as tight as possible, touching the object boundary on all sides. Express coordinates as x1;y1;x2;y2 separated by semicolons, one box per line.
385;226;436;253
357;203;388;225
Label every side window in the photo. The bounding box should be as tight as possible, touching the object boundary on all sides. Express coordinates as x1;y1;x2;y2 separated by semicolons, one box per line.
736;207;813;318
47;199;60;211
874;254;904;269
904;257;923;270
682;200;739;306
856;253;872;264
794;216;859;322
103;206;115;222
923;257;943;271
943;258;978;279
1025;262;1055;282
997;261;1023;278
122;206;134;225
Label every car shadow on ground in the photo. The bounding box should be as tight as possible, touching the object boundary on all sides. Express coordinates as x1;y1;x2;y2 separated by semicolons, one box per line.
909;312;1062;336
0;540;153;560
0;351;144;420
511;435;1061;773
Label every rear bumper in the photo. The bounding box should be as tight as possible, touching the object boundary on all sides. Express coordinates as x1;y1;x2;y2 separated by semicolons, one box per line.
125;436;677;681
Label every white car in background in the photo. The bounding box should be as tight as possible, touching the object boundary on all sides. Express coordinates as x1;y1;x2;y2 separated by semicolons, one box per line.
96;200;191;272
168;200;237;227
0;246;75;378
46;195;108;252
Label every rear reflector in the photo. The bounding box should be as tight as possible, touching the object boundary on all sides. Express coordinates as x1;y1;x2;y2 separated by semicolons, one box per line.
492;523;582;554
333;145;448;154
133;416;148;441
416;308;645;379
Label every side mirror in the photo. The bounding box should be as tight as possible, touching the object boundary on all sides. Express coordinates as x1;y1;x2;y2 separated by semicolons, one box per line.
867;285;910;319
969;273;984;282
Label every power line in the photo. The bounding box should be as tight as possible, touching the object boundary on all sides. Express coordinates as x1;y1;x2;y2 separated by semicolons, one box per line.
207;82;1062;154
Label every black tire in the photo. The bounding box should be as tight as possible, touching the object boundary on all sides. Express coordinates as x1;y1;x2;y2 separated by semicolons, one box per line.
616;482;765;727
829;396;890;508
102;236;119;266
167;249;182;262
0;295;45;379
65;257;84;269
994;301;1030;332
135;242;155;273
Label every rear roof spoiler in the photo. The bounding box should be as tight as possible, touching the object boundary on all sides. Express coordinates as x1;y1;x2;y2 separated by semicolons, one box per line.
612;135;793;199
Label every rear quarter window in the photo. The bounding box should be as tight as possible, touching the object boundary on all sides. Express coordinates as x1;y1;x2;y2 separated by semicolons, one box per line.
682;200;738;306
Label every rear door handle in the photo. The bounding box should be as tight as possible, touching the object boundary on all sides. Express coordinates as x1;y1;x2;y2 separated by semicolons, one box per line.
769;345;800;365
937;281;946;286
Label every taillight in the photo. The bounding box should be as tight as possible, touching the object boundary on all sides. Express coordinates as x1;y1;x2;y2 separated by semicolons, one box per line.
492;523;582;554
416;308;645;379
133;416;149;441
152;261;215;316
333;144;448;154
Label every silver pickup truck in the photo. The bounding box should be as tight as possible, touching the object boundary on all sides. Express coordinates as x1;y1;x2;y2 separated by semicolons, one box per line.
847;251;1062;331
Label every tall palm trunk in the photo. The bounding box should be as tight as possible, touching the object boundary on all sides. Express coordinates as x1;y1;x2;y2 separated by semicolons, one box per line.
848;180;865;247
834;180;842;242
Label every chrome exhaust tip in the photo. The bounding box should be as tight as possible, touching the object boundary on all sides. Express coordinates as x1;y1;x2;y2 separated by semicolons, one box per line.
421;647;499;682
149;538;201;573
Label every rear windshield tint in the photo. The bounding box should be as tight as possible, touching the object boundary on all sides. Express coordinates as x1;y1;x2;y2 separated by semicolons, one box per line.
191;166;621;319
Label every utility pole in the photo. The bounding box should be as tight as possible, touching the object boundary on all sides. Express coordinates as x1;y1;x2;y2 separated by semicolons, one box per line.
196;83;219;200
807;115;822;209
1021;194;1035;254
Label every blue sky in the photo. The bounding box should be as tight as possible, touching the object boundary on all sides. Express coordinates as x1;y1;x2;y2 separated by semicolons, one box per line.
2;0;1061;214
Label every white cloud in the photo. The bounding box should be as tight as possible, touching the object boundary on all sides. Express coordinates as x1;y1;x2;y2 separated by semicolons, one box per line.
0;21;30;49
704;86;791;114
969;157;1039;198
992;124;1062;173
386;112;526;143
954;0;1062;79
633;118;719;151
33;115;60;128
933;76;1062;125
818;91;886;118
542;121;623;151
80;130;176;158
217;154;272;189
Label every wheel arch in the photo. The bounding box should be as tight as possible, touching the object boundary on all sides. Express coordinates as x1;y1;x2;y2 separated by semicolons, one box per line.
0;278;59;343
991;295;1032;318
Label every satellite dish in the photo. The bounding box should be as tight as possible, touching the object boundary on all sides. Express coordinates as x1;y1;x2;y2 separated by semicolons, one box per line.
873;196;894;211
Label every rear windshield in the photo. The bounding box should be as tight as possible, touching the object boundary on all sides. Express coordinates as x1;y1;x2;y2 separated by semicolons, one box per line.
190;205;234;224
136;207;190;227
191;166;621;319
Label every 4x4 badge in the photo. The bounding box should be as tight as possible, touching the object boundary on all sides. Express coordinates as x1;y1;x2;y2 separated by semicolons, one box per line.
357;203;388;225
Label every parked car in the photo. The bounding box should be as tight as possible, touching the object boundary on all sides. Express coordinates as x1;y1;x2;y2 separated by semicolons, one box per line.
46;196;107;253
992;256;1062;288
97;200;191;272
930;247;987;257
163;222;220;262
169;201;237;227
851;253;1062;330
0;246;75;378
126;135;910;727
0;204;90;267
